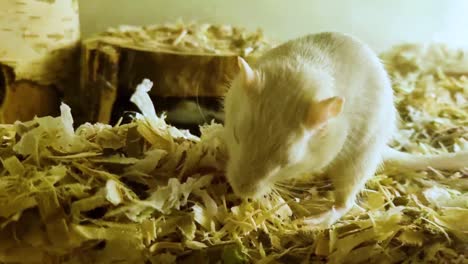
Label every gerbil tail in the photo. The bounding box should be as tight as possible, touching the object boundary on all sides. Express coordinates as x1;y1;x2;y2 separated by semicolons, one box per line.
382;147;468;171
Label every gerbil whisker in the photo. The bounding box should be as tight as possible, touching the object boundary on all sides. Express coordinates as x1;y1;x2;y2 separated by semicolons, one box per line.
275;181;333;191
272;185;297;198
274;184;310;195
194;83;208;123
283;177;332;184
274;182;311;191
272;184;291;194
270;188;285;198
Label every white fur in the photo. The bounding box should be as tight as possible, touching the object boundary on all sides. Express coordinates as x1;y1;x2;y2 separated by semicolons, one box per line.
223;32;468;226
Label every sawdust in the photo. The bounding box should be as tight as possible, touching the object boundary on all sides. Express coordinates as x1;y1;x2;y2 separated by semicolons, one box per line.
0;44;467;264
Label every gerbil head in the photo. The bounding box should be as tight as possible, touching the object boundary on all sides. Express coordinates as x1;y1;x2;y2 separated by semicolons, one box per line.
224;57;344;199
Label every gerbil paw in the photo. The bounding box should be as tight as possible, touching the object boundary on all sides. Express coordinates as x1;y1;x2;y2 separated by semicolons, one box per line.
302;206;346;229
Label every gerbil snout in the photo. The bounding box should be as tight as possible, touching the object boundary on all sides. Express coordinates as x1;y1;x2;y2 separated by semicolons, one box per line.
230;180;268;199
226;166;280;199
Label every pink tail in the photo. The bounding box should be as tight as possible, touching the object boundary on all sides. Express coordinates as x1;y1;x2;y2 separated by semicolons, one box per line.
383;147;468;170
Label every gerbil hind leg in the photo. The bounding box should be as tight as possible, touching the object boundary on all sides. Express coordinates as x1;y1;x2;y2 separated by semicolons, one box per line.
303;138;383;228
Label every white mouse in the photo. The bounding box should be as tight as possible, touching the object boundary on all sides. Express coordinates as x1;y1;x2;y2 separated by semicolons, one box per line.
222;32;468;227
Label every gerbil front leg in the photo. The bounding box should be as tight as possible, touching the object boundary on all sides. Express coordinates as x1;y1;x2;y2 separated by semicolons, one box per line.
304;138;383;228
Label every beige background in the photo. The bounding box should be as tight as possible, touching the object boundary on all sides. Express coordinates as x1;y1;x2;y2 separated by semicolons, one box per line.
78;0;468;52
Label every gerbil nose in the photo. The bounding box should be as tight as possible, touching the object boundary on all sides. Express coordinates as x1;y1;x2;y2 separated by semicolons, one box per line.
231;181;261;199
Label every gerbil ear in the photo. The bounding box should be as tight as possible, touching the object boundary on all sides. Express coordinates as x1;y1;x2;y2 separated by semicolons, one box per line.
237;57;260;94
304;96;345;129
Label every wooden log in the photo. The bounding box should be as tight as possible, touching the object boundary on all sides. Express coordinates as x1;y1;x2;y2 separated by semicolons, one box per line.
0;64;60;123
0;0;81;123
75;23;274;125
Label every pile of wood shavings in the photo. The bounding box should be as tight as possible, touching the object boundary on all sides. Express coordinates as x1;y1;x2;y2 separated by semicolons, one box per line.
96;21;273;56
0;44;467;264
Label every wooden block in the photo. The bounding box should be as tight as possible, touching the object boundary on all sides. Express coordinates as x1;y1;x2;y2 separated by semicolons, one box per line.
74;23;274;124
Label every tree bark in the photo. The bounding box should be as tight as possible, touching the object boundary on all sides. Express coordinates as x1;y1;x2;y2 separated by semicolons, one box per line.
0;0;81;123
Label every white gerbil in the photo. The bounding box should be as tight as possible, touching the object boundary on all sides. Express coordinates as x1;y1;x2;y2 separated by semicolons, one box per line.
222;32;468;227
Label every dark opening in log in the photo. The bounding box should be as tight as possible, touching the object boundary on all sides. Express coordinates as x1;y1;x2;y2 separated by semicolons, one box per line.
0;64;8;105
